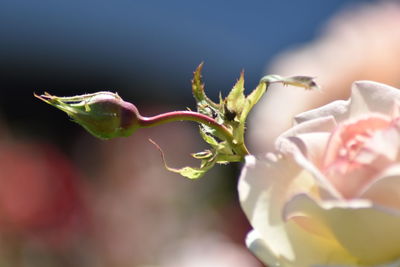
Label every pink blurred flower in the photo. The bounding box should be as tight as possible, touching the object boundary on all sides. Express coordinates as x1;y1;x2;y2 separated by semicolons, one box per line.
0;141;86;247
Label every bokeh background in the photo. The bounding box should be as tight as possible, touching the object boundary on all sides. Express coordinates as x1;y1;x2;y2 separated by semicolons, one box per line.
0;0;397;266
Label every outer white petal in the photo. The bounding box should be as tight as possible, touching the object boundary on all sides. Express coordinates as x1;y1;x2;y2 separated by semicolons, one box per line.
238;155;356;267
313;256;400;267
238;154;297;264
284;194;400;266
277;137;342;200
295;100;349;125
295;81;400;125
281;115;337;138
246;230;290;267
359;164;400;210
349;81;400;118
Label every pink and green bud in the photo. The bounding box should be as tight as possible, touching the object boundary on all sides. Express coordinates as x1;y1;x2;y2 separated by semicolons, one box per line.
35;92;141;139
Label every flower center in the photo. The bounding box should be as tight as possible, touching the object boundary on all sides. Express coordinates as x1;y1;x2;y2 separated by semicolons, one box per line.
341;130;373;164
322;114;395;198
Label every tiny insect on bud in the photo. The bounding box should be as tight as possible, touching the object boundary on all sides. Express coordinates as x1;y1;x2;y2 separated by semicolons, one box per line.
35;92;141;139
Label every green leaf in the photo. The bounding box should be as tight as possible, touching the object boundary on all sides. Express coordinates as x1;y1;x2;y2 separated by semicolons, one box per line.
240;82;267;123
199;129;219;147
192;63;220;110
225;82;266;144
165;165;211;179
192;150;213;160
192;63;206;102
215;153;243;163
192;63;226;140
224;72;246;121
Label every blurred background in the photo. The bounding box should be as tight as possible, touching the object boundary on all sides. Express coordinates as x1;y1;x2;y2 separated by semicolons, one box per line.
0;0;398;266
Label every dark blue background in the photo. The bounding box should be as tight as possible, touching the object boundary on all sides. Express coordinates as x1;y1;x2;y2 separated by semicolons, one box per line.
0;0;371;138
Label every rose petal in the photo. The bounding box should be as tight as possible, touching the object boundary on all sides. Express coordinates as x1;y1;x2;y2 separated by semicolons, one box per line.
282;115;338;137
362;126;400;162
294;81;400;127
285;132;332;170
321;114;399;198
279;115;337;170
359;164;400;209
283;215;358;267
278;137;342;200
246;230;290;267
295;100;349;125
238;155;356;267
313;257;400;267
284;194;400;265
323;114;391;168
238;154;300;263
349;81;400;118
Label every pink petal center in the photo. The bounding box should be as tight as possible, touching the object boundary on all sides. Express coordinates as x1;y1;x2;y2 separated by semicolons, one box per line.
322;115;399;198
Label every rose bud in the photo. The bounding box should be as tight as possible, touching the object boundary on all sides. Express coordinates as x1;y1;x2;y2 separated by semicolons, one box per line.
35;92;141;139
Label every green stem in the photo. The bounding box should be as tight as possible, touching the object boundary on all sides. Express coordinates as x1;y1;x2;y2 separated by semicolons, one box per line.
138;110;249;157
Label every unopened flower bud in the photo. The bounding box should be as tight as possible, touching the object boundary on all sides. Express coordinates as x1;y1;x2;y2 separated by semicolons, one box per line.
35;92;141;139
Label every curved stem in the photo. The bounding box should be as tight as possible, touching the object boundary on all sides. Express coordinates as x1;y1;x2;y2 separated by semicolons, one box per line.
138;110;249;157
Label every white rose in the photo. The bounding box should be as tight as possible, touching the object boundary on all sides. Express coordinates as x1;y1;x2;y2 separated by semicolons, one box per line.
239;81;400;267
